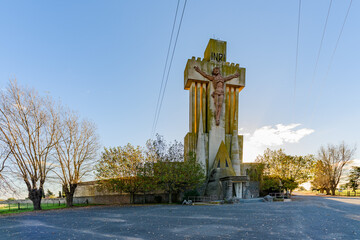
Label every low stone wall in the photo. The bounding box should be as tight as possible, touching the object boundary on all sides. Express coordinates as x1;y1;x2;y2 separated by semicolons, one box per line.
133;193;174;204
244;181;260;198
74;193;179;204
74;195;130;205
74;181;180;204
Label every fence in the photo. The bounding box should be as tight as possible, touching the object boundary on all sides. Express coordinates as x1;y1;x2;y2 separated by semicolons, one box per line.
0;198;67;213
269;193;284;199
336;190;359;197
187;195;219;202
269;192;292;199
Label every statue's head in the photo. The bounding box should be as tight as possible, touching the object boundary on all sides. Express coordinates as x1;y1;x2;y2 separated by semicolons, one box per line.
212;67;220;76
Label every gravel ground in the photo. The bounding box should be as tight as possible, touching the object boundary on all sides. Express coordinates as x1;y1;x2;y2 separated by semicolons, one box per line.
0;195;359;240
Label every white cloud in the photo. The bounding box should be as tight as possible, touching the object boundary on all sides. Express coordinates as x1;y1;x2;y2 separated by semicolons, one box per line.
343;158;360;171
339;159;360;186
239;123;314;162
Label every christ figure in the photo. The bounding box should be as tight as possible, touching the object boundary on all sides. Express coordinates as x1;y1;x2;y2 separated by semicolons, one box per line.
194;66;239;126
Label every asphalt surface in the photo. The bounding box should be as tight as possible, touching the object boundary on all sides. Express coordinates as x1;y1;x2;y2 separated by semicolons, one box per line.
0;195;359;240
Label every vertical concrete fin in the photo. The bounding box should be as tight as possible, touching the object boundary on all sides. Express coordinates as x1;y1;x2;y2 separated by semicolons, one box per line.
196;110;207;173
231;114;241;175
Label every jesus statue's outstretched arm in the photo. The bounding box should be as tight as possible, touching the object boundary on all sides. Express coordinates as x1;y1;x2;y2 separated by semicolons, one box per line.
194;66;214;81
224;72;240;82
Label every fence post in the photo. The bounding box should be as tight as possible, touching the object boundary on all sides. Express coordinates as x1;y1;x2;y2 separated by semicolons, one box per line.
18;203;20;210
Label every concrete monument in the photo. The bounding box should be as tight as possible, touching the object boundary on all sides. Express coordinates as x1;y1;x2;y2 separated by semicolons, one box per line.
184;39;257;199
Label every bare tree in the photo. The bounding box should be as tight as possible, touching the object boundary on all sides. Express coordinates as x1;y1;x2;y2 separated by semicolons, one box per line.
54;111;99;207
0;144;13;194
318;142;356;195
0;80;60;209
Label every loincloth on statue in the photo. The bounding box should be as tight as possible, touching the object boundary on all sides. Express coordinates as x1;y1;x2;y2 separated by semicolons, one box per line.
211;90;224;98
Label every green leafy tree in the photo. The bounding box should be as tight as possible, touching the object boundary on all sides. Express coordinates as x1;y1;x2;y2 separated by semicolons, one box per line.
282;178;298;194
247;163;265;182
137;162;157;203
147;135;205;203
96;144;151;204
256;148;314;194
311;160;331;194
346;166;360;193
46;189;54;198
154;157;205;203
261;176;281;195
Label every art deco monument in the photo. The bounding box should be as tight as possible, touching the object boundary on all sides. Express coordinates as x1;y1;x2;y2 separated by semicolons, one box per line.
184;39;256;199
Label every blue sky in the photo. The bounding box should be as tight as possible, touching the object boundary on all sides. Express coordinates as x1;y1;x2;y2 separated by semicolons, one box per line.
0;0;359;171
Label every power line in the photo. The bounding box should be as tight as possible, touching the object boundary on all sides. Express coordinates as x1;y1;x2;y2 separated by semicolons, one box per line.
150;0;180;138
310;0;353;123
306;0;332;122
293;0;301;121
309;0;333;89
152;0;187;137
324;0;352;80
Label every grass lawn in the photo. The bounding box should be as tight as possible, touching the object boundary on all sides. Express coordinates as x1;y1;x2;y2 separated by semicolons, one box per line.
0;202;92;215
295;190;360;197
335;190;360;197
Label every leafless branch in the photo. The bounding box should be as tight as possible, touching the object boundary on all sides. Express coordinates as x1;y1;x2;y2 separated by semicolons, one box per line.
0;79;60;208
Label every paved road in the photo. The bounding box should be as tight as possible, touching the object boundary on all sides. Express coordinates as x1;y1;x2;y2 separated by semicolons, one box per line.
0;195;359;240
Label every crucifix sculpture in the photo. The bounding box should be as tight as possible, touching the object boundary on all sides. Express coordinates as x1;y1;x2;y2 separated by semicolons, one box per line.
194;66;239;125
183;39;246;177
183;39;254;199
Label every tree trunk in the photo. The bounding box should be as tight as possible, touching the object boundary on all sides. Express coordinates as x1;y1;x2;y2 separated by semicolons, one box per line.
64;184;78;207
330;187;336;196
325;188;330;195
168;192;172;204
66;193;74;207
130;193;134;204
29;188;43;210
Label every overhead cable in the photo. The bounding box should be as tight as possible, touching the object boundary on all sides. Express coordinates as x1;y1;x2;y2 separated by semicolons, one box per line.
151;0;180;138
293;0;302;121
310;0;353;123
152;0;188;137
